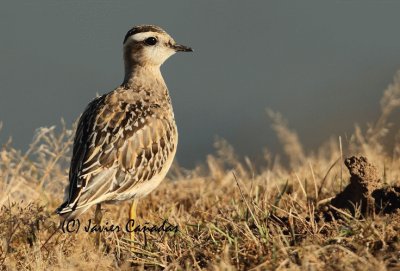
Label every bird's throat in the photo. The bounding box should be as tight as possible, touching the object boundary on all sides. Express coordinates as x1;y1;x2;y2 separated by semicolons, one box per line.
123;64;166;91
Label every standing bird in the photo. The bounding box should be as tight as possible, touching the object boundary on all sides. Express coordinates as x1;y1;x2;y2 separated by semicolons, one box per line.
56;25;192;243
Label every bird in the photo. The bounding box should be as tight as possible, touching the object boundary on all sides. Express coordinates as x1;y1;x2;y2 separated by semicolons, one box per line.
56;25;192;246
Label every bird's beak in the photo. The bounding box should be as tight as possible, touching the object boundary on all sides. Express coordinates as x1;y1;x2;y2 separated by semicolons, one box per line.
172;44;193;52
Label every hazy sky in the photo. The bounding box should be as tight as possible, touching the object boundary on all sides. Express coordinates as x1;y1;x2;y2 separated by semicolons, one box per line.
1;1;400;167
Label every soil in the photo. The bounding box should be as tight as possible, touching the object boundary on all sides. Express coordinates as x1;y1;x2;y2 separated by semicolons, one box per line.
330;156;400;217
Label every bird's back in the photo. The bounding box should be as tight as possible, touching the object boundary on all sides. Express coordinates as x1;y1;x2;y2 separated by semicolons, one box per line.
57;83;177;218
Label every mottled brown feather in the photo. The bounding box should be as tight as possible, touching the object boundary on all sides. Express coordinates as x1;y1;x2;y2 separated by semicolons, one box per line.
57;86;177;214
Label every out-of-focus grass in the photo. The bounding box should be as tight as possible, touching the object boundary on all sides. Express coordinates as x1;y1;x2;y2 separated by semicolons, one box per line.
1;72;400;270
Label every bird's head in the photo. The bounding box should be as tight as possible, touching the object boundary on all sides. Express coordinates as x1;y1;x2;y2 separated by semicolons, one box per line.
123;25;192;68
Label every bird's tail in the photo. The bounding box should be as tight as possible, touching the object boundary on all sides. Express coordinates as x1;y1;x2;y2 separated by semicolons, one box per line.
56;202;92;221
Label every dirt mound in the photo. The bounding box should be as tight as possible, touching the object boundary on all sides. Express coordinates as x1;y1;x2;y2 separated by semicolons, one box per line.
330;156;400;217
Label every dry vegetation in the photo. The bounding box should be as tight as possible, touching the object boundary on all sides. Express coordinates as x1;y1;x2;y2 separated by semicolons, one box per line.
1;72;400;271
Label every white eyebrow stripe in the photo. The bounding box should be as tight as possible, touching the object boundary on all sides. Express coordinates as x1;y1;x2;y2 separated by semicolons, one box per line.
130;32;159;42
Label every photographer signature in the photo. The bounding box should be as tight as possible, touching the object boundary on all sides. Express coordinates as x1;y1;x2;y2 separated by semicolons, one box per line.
60;219;179;234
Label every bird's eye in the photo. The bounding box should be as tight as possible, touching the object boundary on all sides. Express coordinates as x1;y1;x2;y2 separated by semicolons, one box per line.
144;37;157;46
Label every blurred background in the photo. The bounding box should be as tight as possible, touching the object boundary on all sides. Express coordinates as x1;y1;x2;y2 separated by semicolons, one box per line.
1;1;400;168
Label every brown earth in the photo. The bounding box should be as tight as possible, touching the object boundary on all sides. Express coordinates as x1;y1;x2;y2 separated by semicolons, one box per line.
329;156;400;217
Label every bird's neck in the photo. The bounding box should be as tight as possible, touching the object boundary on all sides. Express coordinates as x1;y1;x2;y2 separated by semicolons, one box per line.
123;63;166;91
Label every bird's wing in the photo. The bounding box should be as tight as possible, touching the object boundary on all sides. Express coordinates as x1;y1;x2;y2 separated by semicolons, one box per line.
57;95;107;214
57;91;175;214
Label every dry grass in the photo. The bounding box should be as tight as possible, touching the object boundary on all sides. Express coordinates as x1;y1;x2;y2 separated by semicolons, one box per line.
1;72;400;270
